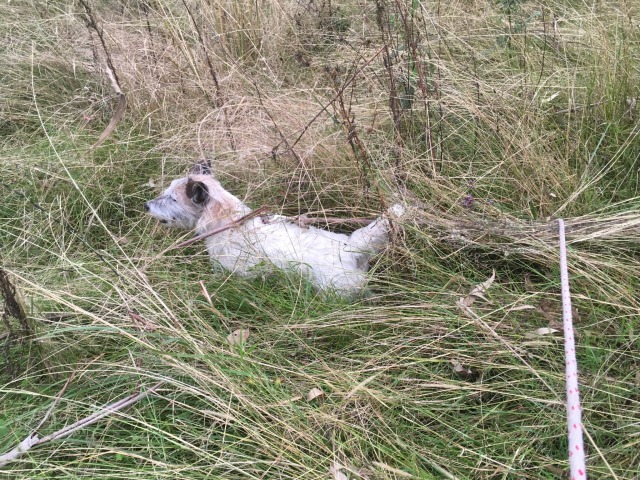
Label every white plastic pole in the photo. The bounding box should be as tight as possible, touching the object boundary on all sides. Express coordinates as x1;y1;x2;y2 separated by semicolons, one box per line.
558;219;587;480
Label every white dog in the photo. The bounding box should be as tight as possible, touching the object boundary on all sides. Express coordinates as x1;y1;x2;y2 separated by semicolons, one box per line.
144;163;403;296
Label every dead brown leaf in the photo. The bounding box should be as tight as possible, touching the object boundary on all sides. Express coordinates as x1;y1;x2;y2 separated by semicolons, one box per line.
91;93;127;149
329;462;349;480
524;273;536;292
450;360;478;381
227;329;250;345
307;387;325;402
128;311;158;332
458;270;495;307
524;327;560;339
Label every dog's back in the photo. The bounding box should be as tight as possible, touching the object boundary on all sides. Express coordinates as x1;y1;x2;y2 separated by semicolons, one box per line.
203;216;373;294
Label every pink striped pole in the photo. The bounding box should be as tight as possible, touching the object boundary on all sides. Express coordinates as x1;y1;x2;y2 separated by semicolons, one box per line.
558;219;587;479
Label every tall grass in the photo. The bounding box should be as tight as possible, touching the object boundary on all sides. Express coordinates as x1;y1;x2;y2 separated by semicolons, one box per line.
1;0;639;478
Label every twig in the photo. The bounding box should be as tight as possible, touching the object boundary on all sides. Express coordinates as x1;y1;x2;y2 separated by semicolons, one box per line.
79;0;122;94
172;206;269;249
78;0;127;149
172;207;382;248
393;0;437;177
181;0;237;152
292;214;376;228
252;82;306;170
0;382;163;469
374;0;405;183
32;372;77;435
287;46;385;152
324;56;389;210
181;0;220;97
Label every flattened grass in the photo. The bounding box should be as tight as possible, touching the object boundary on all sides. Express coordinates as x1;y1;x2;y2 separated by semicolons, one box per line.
1;0;639;478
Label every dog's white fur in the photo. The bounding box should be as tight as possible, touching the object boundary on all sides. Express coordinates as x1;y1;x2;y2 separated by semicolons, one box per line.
145;168;402;296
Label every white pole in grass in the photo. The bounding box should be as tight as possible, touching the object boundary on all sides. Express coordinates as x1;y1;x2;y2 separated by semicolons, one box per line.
558;219;587;479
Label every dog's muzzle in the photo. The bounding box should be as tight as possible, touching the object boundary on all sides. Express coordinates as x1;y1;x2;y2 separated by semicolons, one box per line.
144;202;168;223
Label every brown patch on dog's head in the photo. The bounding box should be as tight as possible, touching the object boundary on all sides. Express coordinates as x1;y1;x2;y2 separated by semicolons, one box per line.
185;179;209;205
179;174;245;233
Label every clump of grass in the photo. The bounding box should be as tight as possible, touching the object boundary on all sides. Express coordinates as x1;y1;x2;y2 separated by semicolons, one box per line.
1;0;640;479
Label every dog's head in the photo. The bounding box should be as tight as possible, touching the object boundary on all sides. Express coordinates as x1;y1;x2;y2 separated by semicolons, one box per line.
144;161;242;230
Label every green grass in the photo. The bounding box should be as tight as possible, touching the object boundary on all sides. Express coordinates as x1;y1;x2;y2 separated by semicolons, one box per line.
1;0;640;478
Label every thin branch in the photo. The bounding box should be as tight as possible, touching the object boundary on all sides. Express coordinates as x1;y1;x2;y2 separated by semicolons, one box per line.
287;46;385;152
181;0;237;152
78;0;127;149
293;214;376;228
252;81;306;169
0;382;163;469
33;372;77;435
79;0;122;94
172;206;269;249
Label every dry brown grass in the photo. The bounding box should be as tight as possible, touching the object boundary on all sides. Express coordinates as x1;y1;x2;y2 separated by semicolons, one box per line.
1;0;639;478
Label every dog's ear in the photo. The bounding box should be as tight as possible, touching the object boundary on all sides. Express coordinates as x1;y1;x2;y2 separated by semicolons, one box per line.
189;159;212;176
185;179;209;205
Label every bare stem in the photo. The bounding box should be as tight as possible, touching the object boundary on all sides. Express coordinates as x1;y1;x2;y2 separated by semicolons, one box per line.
0;382;163;469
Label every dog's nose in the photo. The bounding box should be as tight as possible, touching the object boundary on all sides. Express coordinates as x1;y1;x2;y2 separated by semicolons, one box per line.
143;202;150;212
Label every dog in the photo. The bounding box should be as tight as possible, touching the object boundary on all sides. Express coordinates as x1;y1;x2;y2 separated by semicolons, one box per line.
144;162;403;296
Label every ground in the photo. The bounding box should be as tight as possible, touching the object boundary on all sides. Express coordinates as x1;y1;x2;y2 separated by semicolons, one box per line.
1;0;639;478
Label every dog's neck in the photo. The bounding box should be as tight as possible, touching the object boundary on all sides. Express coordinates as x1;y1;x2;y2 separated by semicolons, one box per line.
196;199;252;234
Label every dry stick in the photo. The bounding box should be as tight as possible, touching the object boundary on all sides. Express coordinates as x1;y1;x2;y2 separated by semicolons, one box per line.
172;206;269;249
287;46;385;153
328;68;387;210
294;215;376;227
79;0;122;92
140;0;158;67
175;207;640;254
394;0;437;177
252;82;307;170
172;208;379;250
181;0;237;152
181;0;221;97
375;0;405;183
0;382;163;469
32;372;77;435
252;82;316;200
79;0;127;150
432;0;445;169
